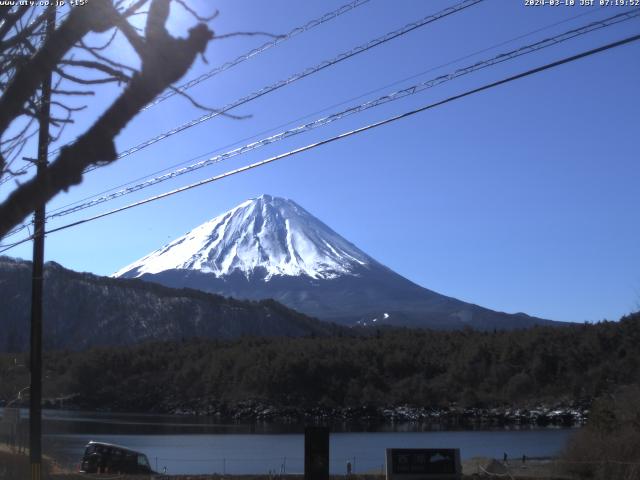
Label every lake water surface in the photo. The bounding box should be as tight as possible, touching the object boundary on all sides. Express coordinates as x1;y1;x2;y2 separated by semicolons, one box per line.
34;410;577;475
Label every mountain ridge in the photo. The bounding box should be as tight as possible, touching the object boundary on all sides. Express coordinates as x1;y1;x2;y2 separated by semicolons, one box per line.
115;194;561;330
115;194;371;281
0;256;343;352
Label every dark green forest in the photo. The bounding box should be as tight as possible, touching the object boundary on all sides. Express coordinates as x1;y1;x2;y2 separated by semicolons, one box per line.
1;312;638;415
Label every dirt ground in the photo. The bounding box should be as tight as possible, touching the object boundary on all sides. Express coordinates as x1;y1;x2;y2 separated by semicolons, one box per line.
462;457;573;479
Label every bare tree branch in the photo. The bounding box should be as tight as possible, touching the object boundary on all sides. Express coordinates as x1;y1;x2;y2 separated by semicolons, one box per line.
168;85;250;119
121;0;150;17
78;38;137;73
0;6;29;41
0;8;47;51
59;59;131;82
78;28;118;51
174;0;219;23
50;101;87;112
54;67;126;85
0;0;119;141
112;13;146;57
0;0;213;238
51;89;95;96
0;116;36;145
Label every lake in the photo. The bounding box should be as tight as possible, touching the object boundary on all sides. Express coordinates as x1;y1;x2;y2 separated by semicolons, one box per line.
29;410;577;474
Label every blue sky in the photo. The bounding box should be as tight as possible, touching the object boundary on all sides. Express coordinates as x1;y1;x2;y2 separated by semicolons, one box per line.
2;0;639;323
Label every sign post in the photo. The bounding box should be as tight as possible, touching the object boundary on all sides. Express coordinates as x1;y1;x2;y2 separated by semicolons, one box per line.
304;426;329;480
30;6;56;480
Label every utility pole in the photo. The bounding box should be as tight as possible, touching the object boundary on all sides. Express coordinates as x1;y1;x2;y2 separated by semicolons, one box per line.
30;5;55;480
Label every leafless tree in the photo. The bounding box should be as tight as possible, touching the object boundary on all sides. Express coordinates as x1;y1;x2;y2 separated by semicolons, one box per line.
0;0;218;239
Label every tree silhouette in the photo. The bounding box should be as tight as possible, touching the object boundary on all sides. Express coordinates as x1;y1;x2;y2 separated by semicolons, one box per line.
0;0;216;239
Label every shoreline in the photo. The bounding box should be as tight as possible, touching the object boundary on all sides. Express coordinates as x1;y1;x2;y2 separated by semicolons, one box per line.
28;401;588;428
1;448;575;480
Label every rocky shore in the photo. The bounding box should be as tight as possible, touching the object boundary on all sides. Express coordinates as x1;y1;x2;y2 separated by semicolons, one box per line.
162;401;589;427
20;393;590;428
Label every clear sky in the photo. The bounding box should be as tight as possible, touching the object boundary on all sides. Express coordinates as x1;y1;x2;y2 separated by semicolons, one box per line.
2;0;639;323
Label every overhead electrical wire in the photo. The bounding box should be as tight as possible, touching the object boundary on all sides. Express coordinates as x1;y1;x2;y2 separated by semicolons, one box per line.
3;7;636;241
39;4;611;219
3;0;477;183
38;10;640;221
3;8;637;240
1;0;484;203
0;0;373;185
81;0;484;171
2;32;638;255
1;0;483;237
144;0;373;109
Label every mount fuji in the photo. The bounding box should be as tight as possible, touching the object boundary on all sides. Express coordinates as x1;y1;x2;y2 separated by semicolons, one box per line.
115;194;557;330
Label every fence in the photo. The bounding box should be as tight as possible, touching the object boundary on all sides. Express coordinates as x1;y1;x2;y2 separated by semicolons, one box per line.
0;410;28;454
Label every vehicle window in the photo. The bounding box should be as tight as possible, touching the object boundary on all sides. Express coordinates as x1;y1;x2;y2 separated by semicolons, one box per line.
137;455;150;468
84;445;95;455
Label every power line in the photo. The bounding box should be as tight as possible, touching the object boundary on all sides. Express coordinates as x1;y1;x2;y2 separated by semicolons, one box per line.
3;7;636;240
1;0;486;223
0;235;34;253
81;0;484;172
0;0;373;185
144;0;373;109
2;0;482;238
2;32;637;255
35;9;639;223
37;4;611;220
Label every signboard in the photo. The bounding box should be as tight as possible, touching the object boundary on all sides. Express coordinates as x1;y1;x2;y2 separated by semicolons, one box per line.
386;448;461;480
304;426;329;480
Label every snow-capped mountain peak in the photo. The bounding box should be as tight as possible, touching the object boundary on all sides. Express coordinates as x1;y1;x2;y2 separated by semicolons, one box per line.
114;194;372;281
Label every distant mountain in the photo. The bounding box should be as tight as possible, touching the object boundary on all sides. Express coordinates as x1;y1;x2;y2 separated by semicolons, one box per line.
115;194;560;330
114;194;371;281
0;256;342;352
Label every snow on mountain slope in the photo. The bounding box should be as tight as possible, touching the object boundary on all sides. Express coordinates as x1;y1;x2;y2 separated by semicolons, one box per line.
113;194;560;330
114;194;372;281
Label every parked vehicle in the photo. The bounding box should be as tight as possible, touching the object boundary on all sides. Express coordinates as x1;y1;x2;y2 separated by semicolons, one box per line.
79;441;154;474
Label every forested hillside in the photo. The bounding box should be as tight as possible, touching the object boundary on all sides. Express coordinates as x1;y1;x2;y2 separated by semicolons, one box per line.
0;256;343;351
2;312;637;416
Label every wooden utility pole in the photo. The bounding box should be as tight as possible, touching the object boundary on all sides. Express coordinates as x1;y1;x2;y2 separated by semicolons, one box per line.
30;6;55;480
